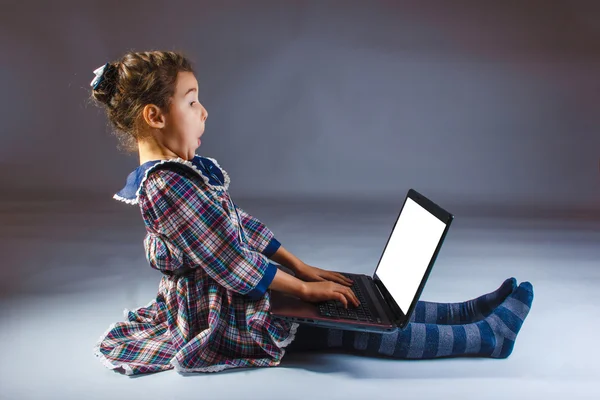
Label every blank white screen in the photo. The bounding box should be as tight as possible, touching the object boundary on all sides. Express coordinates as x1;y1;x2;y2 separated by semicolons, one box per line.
375;197;447;313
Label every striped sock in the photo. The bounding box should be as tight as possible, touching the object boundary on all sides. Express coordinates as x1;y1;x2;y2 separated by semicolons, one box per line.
286;281;533;359
409;277;517;324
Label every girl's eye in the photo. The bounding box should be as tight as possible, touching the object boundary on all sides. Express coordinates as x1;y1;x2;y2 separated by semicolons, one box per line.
190;101;196;106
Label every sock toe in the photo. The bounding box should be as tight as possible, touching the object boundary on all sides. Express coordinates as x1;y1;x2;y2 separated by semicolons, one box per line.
496;277;517;299
513;282;534;305
519;281;534;295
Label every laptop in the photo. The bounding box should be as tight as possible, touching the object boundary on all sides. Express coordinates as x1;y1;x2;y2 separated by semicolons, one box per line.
269;189;454;333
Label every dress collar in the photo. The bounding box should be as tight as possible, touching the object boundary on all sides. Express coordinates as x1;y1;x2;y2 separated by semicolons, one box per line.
113;154;230;205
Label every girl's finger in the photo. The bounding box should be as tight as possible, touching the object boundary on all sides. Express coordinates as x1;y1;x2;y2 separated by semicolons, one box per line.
327;273;348;286
335;273;353;286
337;293;348;308
341;274;353;285
342;289;355;309
347;287;360;307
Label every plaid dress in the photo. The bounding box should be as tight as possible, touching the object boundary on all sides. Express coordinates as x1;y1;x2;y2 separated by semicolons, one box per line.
94;155;299;375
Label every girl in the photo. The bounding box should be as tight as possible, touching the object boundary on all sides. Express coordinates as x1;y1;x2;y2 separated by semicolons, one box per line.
91;50;534;376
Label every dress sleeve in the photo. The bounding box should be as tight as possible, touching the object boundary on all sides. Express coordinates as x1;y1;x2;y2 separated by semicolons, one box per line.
233;203;282;258
141;168;278;300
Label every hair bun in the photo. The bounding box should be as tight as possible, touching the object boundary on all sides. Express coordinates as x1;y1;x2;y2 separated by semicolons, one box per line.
92;63;119;107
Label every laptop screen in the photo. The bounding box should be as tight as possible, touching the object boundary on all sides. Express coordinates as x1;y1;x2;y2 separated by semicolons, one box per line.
374;197;448;314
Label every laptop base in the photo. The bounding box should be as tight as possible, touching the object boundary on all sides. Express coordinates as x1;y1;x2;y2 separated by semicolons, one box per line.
269;272;400;334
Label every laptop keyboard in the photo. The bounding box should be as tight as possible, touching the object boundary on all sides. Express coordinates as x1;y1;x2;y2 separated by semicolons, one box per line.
316;274;375;322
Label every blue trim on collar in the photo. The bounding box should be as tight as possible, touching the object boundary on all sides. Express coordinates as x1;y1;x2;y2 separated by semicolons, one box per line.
114;155;224;202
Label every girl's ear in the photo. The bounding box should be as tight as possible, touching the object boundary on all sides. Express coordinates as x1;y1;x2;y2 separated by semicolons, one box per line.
142;104;166;129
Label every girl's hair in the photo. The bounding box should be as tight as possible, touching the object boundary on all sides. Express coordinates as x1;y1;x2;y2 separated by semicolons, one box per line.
90;50;195;153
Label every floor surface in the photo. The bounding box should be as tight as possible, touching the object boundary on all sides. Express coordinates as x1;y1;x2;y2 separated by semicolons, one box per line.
1;198;598;399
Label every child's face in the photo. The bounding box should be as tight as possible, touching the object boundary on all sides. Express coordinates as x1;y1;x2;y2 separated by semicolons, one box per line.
162;71;208;159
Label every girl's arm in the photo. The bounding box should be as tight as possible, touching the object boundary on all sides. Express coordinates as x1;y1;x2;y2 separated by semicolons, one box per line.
268;268;307;298
269;245;306;274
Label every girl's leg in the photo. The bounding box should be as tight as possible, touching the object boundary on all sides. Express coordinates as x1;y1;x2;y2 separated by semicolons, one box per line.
286;281;533;359
409;277;517;325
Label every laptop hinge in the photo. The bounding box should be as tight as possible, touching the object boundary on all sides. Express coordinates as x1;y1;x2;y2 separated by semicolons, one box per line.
372;277;401;324
369;276;385;301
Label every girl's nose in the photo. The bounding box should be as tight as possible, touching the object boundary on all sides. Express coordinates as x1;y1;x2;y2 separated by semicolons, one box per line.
202;108;208;122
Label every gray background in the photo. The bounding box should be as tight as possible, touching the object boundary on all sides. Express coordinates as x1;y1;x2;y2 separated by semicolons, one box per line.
1;0;598;211
1;1;599;399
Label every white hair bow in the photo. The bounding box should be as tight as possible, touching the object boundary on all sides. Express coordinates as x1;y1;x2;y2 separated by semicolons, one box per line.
90;63;109;89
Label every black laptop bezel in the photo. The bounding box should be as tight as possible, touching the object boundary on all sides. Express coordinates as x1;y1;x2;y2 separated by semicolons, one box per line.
371;189;454;329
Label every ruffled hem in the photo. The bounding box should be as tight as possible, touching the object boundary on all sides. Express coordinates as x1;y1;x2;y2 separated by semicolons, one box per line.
274;321;300;349
113;155;230;205
94;302;299;376
93;321;136;375
170;357;240;373
93;298;159;376
169;321;299;374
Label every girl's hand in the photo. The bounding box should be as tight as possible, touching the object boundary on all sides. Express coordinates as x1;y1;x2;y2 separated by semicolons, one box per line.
300;281;360;309
294;263;353;287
